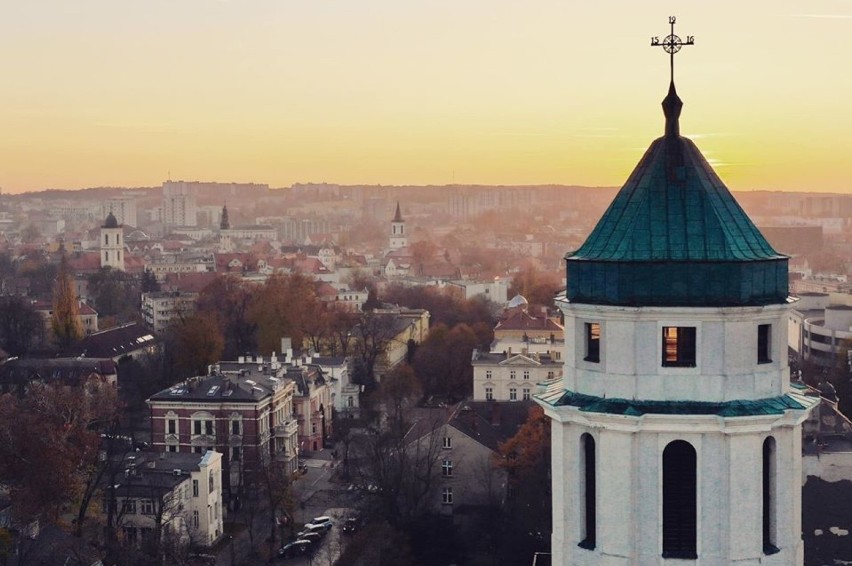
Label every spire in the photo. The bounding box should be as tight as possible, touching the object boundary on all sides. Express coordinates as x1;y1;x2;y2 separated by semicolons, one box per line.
220;204;230;230
662;81;683;137
393;202;403;223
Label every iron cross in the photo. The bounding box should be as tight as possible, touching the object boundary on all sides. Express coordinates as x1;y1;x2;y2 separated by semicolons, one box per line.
651;16;695;83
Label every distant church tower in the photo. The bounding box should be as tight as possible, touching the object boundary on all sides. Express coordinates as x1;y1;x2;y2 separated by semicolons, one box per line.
536;23;816;566
100;211;124;271
389;202;407;250
219;204;233;253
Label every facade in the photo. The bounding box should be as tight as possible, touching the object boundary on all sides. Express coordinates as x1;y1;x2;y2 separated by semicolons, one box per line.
100;212;125;271
389;202;407;250
162;181;199;227
536;80;817;565
147;359;299;501
472;350;560;402
113;451;224;548
141;291;199;334
312;354;361;418
288;361;334;453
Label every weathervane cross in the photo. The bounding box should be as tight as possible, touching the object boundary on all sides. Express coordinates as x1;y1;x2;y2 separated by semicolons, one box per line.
651;16;694;83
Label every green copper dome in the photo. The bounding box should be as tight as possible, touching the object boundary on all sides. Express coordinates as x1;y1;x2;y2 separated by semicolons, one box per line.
566;83;787;307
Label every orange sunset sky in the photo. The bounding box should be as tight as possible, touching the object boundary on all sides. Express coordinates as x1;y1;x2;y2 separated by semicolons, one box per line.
1;1;851;194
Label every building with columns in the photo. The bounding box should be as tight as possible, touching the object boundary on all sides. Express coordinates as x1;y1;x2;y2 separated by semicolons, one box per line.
535;78;817;564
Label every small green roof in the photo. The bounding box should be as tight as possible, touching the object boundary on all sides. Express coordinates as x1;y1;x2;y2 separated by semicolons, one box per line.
566;83;787;307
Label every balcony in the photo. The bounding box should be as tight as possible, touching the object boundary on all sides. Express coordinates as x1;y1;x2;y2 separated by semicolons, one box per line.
274;419;299;438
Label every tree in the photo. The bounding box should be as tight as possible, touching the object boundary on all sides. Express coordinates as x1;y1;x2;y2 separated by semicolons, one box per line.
0;376;119;523
351;311;399;388
51;254;84;351
166;313;224;378
0;295;44;356
196;275;257;359
87;267;139;323
509;266;561;309
494;405;552;541
373;365;422;429
412;323;477;398
247;273;321;355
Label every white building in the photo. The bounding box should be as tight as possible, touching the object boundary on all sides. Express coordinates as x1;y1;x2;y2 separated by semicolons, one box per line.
100;212;125;271
141;291;199;334
163;181;199;227
113;450;224;549
472;350;560;402
536;80;817;565
100;197;137;227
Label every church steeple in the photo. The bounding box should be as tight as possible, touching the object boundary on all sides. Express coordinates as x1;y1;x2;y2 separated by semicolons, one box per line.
220;204;230;230
389;201;407;251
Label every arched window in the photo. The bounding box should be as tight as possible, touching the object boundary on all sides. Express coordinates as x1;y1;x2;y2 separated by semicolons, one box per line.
662;440;697;558
763;436;778;554
579;433;596;549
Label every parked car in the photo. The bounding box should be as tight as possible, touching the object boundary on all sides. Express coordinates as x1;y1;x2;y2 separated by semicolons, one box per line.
278;540;312;558
307;516;333;529
297;532;322;546
297;524;330;538
342;517;359;535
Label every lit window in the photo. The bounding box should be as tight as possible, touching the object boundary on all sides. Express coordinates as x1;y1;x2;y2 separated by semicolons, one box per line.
585;323;600;363
662;327;696;367
758;324;772;364
442;487;453;505
442;459;453;477
509;388;517;401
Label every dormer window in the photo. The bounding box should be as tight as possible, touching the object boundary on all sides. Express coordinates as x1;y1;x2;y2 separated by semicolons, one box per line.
662;327;696;367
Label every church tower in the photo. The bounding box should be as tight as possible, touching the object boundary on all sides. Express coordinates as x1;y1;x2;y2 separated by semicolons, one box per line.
389;202;407;250
100;211;124;271
537;20;816;566
219;204;233;252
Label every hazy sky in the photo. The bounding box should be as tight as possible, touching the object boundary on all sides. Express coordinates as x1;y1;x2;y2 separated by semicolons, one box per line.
2;1;851;194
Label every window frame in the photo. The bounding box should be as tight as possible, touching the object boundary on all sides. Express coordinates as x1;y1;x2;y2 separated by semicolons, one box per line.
758;324;772;364
661;326;697;368
584;322;601;363
442;459;453;477
442;487;453;505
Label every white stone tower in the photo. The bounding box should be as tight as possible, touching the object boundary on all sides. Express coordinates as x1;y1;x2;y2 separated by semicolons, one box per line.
536;65;817;566
389;202;407;250
100;211;124;271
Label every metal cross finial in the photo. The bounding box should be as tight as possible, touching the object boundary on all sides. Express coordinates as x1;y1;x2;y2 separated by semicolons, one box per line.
651;16;694;83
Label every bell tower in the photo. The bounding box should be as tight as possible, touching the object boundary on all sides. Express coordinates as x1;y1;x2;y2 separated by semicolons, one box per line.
100;211;124;271
389;201;407;250
536;18;816;566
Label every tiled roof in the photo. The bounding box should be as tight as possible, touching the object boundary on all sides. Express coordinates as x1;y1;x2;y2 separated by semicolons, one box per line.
67;322;158;358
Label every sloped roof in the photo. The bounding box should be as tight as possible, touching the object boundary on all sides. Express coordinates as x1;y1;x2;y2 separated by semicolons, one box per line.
566;83;787;307
67;322;158;358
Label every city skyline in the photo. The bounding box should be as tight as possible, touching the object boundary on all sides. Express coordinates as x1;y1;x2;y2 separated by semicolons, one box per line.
2;1;851;194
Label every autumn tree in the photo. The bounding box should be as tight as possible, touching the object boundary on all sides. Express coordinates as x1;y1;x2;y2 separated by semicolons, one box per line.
351;311;400;388
51;254;84;351
373;365;423;429
166;312;224;378
509;265;562;309
196;275;257;358
0;295;44;356
247;273;322;355
494;405;552;540
412;323;477;398
0;377;119;524
87;267;140;324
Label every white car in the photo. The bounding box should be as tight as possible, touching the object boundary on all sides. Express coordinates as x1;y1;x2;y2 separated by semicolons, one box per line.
307;516;333;529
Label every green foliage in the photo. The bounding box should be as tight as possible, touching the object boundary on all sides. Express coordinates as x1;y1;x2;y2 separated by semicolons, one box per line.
412;322;477;398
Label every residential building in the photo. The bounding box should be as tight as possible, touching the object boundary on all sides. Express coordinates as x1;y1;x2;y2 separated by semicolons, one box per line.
112;450;224;549
162;181;198;227
287;360;334;453
147;358;299;502
0;357;117;393
68;322;159;362
536;79;817;564
472;349;560;402
141;291;199;334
